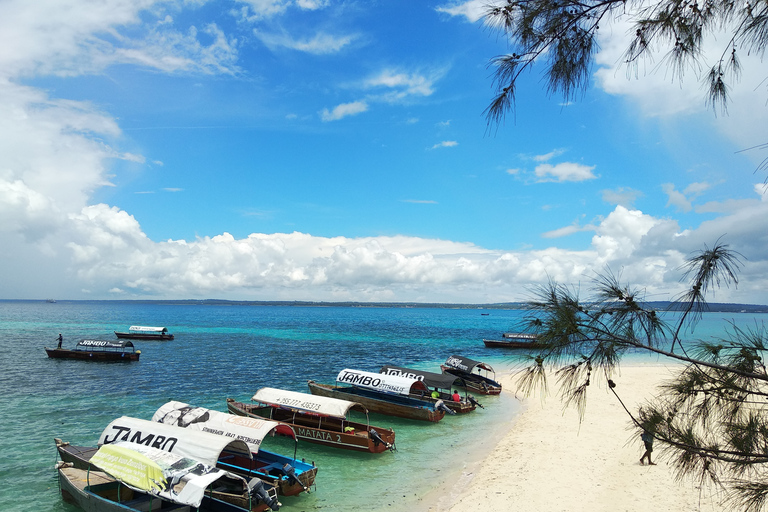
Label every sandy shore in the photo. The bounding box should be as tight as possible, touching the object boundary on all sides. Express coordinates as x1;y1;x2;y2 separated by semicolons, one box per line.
427;364;728;512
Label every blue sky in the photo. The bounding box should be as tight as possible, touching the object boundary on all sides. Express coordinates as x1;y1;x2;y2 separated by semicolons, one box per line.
1;0;767;303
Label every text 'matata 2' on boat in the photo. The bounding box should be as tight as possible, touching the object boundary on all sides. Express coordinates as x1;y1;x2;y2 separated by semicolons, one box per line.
226;387;396;453
152;401;317;496
379;365;480;413
440;355;502;395
56;416;282;511
114;325;174;340
45;339;141;362
307;369;450;422
57;440;273;512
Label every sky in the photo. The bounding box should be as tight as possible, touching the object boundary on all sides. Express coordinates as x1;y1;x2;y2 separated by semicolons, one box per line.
1;0;767;304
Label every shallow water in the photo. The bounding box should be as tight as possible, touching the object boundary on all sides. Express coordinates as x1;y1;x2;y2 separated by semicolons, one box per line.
0;300;761;511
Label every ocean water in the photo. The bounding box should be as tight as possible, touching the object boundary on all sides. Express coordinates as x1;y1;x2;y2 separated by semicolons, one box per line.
0;300;763;512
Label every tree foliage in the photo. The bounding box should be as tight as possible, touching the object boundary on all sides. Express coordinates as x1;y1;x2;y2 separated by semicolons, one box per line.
483;0;768;122
517;242;768;510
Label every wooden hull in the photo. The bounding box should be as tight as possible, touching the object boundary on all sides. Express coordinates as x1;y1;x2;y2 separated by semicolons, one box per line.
307;381;444;422
58;464;250;511
227;399;396;453
441;366;502;395
483;339;544;349
416;393;476;413
45;347;140;362
115;331;174;340
219;450;316;496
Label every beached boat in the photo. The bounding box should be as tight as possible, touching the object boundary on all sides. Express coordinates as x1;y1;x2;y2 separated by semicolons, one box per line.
45;339;140;362
115;325;174;340
56;417;281;511
226;388;396;453
379;365;479;413
307;369;448;422
440;355;502;395
57;440;278;512
153;401;317;496
483;332;543;349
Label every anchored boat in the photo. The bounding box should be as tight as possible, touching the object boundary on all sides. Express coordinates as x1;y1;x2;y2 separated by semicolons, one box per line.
441;355;502;395
227;388;396;453
45;339;140;362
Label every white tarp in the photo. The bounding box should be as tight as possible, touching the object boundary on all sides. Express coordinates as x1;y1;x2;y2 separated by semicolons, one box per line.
98;416;251;467
153;401;295;453
335;368;428;396
252;387;365;418
90;441;245;508
129;326;166;332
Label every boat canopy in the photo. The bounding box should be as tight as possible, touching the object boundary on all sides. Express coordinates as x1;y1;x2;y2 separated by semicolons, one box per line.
152;401;296;453
252;387;368;418
129;326;168;333
90;441;247;508
380;365;464;390
98;416;252;467
336;368;429;396
443;355;495;374
503;332;538;340
75;339;134;350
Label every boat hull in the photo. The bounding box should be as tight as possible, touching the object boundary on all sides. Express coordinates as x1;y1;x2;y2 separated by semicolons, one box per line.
307;381;444;422
114;331;174;340
226;399;395;453
483;339;544;349
45;347;140;362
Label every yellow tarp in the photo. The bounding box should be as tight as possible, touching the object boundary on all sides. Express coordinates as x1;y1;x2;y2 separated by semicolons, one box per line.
90;444;166;492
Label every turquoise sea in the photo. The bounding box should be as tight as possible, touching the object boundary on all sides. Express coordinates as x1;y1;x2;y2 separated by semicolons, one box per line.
0;300;763;512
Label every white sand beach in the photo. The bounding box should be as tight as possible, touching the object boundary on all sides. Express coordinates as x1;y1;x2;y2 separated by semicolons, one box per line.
426;364;728;512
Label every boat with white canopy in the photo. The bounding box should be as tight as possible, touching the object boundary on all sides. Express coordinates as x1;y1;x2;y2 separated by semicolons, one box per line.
115;326;174;340
380;365;479;413
307;369;449;422
440;355;502;395
227;387;396;453
152;401;317;496
57;440;280;512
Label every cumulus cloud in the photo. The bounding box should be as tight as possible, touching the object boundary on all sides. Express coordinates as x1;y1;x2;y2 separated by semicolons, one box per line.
535;162;598;182
320;101;369;121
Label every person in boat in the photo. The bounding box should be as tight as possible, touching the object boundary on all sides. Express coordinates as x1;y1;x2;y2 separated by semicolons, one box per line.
56;333;63;349
431;389;440;399
451;390;461;402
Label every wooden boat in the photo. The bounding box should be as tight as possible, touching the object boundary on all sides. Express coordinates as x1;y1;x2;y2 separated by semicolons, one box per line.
152;401;317;496
57;441;279;512
379;365;479;413
227;388;396;453
441;355;502;395
483;332;543;349
45;339;140;362
307;369;447;422
115;325;174;340
57;417;282;511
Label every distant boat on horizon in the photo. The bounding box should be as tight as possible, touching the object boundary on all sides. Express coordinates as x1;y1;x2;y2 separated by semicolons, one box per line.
45;299;56;303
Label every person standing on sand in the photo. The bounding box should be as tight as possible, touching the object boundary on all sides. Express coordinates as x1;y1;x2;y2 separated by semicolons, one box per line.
640;430;656;465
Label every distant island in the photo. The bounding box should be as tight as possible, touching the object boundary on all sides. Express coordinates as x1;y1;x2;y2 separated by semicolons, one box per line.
22;298;768;313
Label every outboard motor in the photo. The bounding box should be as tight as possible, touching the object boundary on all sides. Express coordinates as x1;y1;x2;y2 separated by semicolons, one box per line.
435;399;456;415
248;478;281;511
468;395;484;409
369;428;394;451
281;463;308;492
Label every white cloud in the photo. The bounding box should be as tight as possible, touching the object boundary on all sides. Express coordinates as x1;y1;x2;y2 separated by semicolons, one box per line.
255;30;356;54
363;68;444;102
535;162;598;182
534;149;566;162
430;141;458;149
602;187;643;207
436;0;502;23
320;101;369;121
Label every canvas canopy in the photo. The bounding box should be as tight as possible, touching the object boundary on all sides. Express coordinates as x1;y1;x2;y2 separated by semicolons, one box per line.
129;326;168;333
90;441;246;508
75;339;134;350
443;355;495;374
98;416;252;467
153;401;296;453
380;365;464;390
336;368;429;396
252;387;368;418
